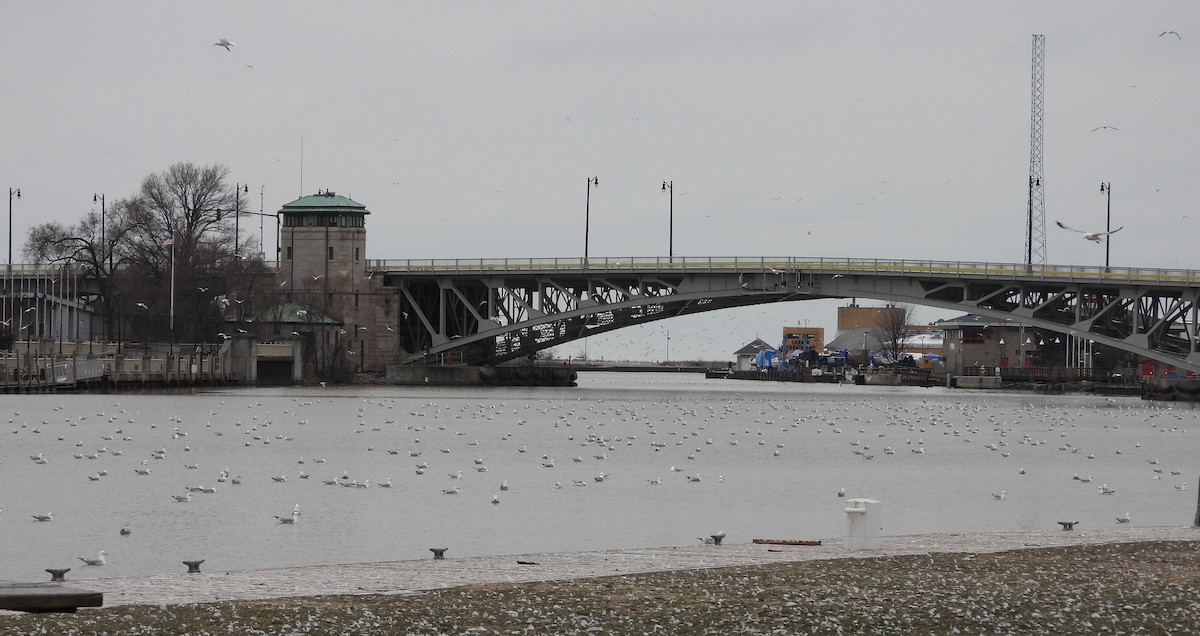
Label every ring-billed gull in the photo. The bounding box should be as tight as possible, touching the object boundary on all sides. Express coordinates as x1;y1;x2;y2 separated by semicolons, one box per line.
79;551;108;566
276;504;300;524
213;38;234;51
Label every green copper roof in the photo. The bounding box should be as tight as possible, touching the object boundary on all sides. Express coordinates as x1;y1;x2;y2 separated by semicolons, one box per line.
278;191;369;215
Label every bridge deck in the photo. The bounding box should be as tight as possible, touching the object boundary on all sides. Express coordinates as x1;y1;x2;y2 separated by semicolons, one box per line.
367;256;1200;286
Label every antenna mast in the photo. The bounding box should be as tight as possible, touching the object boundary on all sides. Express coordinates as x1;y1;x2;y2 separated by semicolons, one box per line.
1026;34;1046;267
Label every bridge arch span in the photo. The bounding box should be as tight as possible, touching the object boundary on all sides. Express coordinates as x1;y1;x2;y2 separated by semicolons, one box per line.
379;257;1200;373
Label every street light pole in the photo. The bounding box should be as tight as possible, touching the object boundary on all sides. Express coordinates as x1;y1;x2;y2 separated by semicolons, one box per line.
7;188;19;331
233;182;248;258
661;180;673;262
93;193;105;271
1100;182;1112;272
584;176;598;264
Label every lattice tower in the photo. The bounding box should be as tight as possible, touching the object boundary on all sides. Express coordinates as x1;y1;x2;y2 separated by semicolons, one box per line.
1026;34;1046;266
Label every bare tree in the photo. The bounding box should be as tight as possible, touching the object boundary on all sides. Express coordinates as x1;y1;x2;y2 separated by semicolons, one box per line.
870;304;916;365
23;162;250;345
23;201;136;340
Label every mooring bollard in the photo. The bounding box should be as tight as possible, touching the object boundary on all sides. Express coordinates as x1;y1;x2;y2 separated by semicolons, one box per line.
183;560;204;574
1057;521;1079;531
710;534;725;545
46;568;71;582
430;548;448;560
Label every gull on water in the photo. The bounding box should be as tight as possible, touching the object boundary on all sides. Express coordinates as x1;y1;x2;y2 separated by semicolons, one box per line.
1116;512;1132;524
276;504;301;524
78;550;108;566
32;512;54;522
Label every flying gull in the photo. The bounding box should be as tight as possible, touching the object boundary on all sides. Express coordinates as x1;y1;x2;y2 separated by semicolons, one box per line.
1055;221;1123;242
213;38;235;51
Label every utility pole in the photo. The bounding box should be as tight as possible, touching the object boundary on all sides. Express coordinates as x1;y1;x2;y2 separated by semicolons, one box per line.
584;176;598;265
661;180;674;262
1100;182;1112;272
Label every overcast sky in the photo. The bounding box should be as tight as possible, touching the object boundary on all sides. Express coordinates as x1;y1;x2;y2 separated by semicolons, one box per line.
2;2;1196;361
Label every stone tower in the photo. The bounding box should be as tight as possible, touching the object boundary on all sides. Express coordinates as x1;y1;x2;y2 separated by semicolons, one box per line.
277;191;396;373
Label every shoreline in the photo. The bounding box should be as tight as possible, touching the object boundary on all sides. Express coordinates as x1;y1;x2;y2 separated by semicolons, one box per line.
19;526;1197;609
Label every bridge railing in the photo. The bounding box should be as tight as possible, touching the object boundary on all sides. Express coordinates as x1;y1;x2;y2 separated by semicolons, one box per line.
365;257;1200;285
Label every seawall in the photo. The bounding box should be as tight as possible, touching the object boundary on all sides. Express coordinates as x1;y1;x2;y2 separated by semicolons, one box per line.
386;365;577;387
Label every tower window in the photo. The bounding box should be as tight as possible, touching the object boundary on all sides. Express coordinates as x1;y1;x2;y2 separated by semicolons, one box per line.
286;246;293;260
355;247;360;261
328;246;334;261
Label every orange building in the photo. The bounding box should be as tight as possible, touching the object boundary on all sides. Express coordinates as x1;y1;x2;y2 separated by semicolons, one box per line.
781;326;825;359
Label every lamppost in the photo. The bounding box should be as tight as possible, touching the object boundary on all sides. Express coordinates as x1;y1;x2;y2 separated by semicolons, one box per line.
7;187;19;329
998;338;1005;371
93;193;106;271
862;331;868;366
1099;182;1112;272
665;328;670;363
584;176;598;264
233;182;249;258
24;306;36;356
661;180;674;262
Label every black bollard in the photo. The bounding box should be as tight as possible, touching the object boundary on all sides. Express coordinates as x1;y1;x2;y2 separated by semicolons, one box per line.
430;548;448;560
183;560;205;573
1057;521;1079;531
46;568;71;582
710;534;724;545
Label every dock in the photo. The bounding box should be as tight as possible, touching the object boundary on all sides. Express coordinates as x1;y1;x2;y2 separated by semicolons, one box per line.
0;583;102;613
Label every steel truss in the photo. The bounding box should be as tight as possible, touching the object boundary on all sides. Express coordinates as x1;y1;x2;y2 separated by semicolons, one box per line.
382;261;1200;373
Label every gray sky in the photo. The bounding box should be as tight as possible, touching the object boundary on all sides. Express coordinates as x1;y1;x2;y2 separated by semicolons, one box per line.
2;2;1196;361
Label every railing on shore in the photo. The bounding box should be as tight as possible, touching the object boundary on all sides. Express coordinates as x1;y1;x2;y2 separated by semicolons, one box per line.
958;366;1137;383
365;256;1200;286
1;342;236;393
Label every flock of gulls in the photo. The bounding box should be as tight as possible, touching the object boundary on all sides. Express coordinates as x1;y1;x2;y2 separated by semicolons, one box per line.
0;389;1195;575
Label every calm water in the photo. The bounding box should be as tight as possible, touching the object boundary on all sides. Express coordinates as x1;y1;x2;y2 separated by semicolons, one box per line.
1;372;1196;582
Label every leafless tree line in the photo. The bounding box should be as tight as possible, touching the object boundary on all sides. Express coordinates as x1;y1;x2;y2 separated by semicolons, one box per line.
22;162;268;346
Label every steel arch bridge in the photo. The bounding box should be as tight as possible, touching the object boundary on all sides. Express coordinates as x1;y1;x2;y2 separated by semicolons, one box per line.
375;256;1200;373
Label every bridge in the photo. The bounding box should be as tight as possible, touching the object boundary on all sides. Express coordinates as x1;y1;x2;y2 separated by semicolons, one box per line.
5;256;1200;375
371;256;1200;373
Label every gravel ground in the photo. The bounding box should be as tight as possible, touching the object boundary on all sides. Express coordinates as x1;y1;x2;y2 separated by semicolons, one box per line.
1;527;1197;635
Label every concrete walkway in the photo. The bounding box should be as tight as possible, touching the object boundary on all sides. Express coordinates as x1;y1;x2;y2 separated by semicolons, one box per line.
21;527;1200;608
